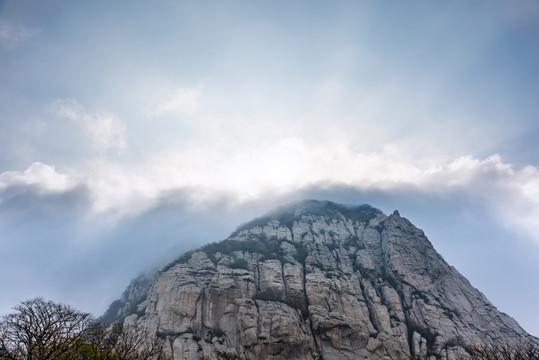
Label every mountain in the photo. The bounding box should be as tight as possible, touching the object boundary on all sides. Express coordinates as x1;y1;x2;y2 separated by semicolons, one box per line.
102;200;536;360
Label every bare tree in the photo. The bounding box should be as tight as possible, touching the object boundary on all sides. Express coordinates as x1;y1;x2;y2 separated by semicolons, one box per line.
0;297;93;360
0;298;170;360
83;322;170;360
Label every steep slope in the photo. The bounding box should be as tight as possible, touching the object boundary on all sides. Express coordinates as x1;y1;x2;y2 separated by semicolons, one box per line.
102;200;536;360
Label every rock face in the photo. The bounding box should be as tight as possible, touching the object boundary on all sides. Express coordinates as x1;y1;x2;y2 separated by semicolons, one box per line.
102;200;536;360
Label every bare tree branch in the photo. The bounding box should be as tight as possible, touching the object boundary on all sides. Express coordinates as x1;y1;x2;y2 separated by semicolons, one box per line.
1;298;170;360
0;297;92;360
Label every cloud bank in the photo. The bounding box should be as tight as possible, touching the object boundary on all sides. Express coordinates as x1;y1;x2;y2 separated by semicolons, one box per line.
2;143;538;244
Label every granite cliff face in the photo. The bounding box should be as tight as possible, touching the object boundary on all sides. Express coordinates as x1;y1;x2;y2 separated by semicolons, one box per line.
102;200;536;360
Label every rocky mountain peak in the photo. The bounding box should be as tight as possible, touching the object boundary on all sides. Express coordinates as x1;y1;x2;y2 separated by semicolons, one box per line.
102;200;536;360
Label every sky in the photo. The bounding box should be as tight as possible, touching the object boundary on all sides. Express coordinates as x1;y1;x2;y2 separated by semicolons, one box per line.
1;0;539;336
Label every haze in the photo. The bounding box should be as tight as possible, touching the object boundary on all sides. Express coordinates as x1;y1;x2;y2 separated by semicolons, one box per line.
1;1;538;336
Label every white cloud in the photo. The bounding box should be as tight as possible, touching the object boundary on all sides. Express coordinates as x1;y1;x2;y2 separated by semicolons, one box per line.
53;99;126;152
0;162;77;193
3;140;539;244
147;87;201;117
81;144;539;245
0;21;40;49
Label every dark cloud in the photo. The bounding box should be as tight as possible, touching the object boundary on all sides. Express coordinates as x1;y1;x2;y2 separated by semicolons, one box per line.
0;183;92;311
0;184;92;270
0;185;259;317
0;183;90;221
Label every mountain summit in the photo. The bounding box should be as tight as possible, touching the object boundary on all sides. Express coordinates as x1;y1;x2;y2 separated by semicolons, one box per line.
103;200;536;359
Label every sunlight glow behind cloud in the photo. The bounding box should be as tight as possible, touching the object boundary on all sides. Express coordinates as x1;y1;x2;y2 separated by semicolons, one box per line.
2;143;539;245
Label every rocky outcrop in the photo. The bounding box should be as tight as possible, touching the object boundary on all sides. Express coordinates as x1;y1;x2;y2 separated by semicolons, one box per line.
101;273;151;324
104;200;536;360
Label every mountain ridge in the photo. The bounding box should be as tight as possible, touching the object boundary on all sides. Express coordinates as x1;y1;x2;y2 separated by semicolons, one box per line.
102;200;537;360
